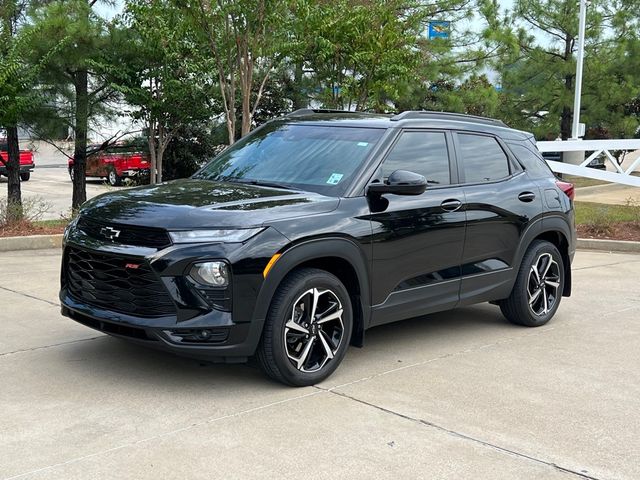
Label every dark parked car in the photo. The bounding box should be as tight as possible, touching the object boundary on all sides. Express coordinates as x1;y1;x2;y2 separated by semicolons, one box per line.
60;110;576;386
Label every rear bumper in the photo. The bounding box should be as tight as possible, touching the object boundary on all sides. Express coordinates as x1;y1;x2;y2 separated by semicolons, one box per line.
120;168;149;178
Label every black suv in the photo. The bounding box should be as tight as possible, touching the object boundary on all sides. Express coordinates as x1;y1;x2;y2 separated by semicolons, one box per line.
60;110;576;386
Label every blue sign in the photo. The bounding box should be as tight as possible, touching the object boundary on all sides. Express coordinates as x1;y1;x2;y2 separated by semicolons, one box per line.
428;21;450;40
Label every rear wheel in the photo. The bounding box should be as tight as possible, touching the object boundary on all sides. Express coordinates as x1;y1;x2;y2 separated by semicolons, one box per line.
20;172;30;181
108;169;122;186
500;240;564;327
257;268;352;386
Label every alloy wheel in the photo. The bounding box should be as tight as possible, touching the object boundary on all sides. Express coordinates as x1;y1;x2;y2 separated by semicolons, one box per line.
527;253;560;316
284;288;345;373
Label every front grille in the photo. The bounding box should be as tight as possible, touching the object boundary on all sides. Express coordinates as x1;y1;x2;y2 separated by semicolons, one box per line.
77;216;172;249
66;247;175;317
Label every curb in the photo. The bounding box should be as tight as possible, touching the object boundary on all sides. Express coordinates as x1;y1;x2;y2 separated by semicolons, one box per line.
0;234;63;252
0;234;639;254
576;238;640;253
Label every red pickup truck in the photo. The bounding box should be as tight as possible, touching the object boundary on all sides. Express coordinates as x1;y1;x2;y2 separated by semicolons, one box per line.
68;144;151;186
0;143;35;181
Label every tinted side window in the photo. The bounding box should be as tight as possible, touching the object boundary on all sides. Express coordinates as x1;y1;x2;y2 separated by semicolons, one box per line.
508;143;554;179
381;131;450;185
458;133;510;183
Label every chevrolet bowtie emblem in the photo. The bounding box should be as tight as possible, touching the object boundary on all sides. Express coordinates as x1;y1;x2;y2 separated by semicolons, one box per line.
100;226;121;241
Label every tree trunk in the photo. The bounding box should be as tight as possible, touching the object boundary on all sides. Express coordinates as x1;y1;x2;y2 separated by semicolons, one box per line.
560;106;572;140
292;61;306;110
72;69;89;211
156;124;164;183
148;120;157;185
156;147;164;184
5;125;23;223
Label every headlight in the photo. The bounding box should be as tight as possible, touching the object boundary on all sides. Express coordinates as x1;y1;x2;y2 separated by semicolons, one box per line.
169;228;263;244
190;261;229;287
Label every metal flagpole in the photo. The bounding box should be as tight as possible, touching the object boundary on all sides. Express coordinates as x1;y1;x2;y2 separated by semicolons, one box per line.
571;0;588;139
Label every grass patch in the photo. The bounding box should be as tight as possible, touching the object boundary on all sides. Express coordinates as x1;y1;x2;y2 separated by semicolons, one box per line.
34;219;69;229
563;175;610;189
574;201;640;240
574;201;640;225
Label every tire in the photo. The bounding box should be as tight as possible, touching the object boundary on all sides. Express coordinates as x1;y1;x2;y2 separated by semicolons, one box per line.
256;268;353;387
500;240;564;327
108;169;122;186
20;172;30;181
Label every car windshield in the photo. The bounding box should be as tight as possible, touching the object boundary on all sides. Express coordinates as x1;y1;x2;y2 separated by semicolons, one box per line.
193;122;385;196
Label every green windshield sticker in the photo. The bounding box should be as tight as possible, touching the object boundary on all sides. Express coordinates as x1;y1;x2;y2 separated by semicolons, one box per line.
357;142;369;147
326;173;344;185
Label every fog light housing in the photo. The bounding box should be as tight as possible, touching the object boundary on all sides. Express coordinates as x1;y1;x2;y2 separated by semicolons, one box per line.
190;261;229;287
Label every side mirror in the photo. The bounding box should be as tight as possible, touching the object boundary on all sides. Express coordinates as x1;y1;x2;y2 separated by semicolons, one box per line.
367;170;427;196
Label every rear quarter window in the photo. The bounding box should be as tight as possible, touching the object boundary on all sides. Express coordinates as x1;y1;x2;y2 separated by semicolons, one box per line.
507;143;554;179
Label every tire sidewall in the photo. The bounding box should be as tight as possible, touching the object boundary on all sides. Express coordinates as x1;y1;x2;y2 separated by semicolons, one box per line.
269;271;353;385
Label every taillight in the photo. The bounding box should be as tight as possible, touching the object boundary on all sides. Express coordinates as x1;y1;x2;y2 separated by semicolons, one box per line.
556;180;575;201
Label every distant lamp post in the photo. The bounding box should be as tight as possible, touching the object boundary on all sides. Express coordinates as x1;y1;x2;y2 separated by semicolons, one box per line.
571;0;589;140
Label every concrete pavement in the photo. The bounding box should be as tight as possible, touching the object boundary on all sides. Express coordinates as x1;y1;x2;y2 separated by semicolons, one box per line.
1;249;640;479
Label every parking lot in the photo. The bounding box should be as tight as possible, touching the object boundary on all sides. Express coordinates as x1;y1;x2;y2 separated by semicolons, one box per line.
0;142;112;220
1;248;639;479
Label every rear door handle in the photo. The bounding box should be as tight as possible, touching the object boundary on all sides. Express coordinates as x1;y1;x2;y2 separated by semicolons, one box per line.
441;199;462;212
518;191;536;202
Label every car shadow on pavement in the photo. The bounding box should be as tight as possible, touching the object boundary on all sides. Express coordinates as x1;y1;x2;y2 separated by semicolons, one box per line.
58;303;514;389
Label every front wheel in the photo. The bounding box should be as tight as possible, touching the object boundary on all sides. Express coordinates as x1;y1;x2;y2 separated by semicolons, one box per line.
20;172;30;181
257;268;353;386
500;240;564;327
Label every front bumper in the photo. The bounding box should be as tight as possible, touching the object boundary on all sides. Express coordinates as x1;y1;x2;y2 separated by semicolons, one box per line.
59;226;289;362
60;296;264;362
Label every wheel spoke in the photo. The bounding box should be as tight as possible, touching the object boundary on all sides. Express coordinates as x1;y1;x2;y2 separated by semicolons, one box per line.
285;320;309;334
531;264;541;283
529;288;542;306
318;331;335;360
540;255;554;278
295;337;315;370
545;279;560;289
317;308;343;324
310;288;320;322
542;287;549;314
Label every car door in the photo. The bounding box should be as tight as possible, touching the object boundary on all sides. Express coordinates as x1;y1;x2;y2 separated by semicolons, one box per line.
368;129;466;326
86;152;102;177
454;131;543;305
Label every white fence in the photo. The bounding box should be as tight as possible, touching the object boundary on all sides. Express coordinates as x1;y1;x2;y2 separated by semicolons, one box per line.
537;139;640;187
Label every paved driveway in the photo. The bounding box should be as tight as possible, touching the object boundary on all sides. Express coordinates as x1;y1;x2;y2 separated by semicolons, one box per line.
1;249;639;479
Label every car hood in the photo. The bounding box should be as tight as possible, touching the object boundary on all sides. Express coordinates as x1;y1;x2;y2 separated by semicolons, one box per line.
79;179;339;229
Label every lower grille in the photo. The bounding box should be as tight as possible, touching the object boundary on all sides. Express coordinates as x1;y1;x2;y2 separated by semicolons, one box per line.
66;247;175;317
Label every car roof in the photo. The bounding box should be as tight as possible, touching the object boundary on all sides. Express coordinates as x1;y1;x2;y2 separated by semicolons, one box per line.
280;109;533;142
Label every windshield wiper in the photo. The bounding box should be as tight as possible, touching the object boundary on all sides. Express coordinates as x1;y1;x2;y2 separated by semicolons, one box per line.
222;178;296;190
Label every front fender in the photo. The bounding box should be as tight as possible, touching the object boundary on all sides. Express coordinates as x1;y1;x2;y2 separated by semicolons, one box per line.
251;237;371;328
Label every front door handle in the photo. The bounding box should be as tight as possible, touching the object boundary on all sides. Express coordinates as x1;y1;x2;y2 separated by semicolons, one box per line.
518;191;536;202
441;199;462;212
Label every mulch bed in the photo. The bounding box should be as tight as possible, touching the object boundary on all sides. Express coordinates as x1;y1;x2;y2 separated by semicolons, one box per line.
577;222;640;241
0;220;66;238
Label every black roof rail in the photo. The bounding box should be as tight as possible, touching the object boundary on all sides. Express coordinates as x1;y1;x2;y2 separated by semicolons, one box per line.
286;108;373;117
390;110;507;127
